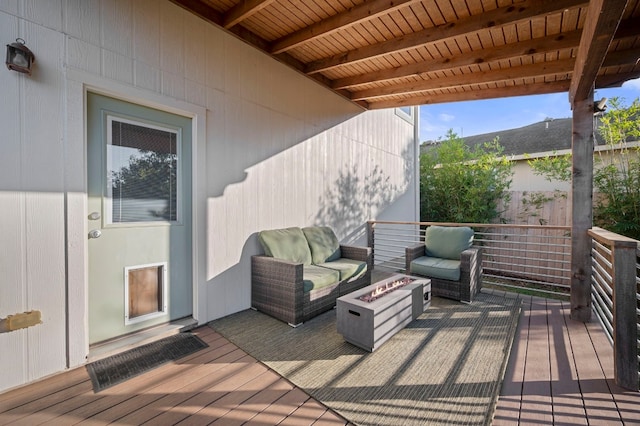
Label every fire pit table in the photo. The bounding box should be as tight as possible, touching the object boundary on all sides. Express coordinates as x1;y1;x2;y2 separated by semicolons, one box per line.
336;274;431;352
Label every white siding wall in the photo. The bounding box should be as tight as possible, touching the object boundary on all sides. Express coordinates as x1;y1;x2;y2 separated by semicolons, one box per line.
0;0;417;392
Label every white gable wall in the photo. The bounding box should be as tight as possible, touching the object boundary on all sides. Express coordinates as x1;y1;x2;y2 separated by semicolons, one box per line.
0;0;418;392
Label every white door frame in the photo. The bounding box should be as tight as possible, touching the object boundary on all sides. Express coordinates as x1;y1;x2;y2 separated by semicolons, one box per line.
64;69;207;368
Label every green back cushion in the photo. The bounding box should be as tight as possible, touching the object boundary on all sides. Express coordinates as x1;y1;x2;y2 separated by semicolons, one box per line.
424;226;474;260
258;227;312;265
302;226;342;264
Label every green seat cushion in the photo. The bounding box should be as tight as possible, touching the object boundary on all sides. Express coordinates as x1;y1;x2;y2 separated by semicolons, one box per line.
317;259;367;281
303;265;340;293
410;256;461;281
302;226;342;264
258;227;312;265
425;226;474;260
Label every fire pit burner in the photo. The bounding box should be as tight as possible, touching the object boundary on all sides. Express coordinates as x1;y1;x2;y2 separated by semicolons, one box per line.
359;277;415;302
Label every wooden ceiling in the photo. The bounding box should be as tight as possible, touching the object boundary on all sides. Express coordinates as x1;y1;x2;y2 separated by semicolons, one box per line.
171;0;640;110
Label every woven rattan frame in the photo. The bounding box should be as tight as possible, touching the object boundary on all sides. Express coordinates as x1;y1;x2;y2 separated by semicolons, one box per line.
252;244;372;326
405;244;482;303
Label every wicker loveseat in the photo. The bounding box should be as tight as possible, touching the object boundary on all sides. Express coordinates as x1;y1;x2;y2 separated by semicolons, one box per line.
405;225;482;303
251;226;372;326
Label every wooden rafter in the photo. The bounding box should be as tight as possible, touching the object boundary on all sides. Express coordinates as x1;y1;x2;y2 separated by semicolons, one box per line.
270;0;420;54
305;0;588;75
368;80;572;109
351;45;640;101
223;0;276;29
332;29;583;89
569;0;629;103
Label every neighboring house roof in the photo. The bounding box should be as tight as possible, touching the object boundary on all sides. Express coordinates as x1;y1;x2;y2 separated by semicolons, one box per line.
421;117;613;157
460;118;573;156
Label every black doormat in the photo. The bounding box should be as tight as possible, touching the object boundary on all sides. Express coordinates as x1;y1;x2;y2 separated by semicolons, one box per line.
86;332;208;392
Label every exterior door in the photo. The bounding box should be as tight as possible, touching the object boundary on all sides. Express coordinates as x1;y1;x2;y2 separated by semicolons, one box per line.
87;92;192;344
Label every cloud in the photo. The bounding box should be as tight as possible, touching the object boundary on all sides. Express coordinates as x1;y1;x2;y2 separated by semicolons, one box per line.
622;78;640;90
438;113;455;122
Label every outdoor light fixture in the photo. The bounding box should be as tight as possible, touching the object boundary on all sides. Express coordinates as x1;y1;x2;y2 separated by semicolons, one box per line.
594;97;608;113
6;38;35;75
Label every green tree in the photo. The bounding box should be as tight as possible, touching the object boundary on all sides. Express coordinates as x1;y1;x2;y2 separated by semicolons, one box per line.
593;97;640;239
420;130;513;223
111;151;178;221
528;97;640;239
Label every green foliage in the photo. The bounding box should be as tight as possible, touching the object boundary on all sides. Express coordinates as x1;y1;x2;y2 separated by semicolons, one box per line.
527;151;572;182
420;130;513;223
593;97;640;239
525;97;640;239
517;190;567;225
111;151;178;220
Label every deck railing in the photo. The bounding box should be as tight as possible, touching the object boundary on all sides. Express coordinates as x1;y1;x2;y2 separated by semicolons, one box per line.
367;220;640;390
367;221;572;299
588;227;640;391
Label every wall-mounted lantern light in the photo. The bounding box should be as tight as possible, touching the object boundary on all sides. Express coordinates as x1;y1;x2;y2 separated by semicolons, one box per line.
6;38;35;75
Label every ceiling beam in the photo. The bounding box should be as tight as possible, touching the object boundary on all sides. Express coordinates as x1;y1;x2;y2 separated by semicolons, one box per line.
305;0;587;74
568;0;628;104
351;59;577;101
170;0;223;25
368;81;571;109
351;45;640;101
223;0;276;29
596;71;640;88
333;29;582;89
271;0;420;54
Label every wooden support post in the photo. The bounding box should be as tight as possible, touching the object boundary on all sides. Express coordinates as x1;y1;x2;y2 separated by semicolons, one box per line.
570;94;594;322
612;240;639;391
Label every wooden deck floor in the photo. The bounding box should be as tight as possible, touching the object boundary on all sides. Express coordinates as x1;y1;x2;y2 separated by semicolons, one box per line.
1;293;639;425
493;294;640;425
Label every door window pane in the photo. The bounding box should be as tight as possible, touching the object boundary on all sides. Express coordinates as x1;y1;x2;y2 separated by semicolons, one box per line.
107;117;180;223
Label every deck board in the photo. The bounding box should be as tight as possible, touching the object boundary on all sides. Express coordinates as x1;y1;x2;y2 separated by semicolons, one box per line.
1;289;639;425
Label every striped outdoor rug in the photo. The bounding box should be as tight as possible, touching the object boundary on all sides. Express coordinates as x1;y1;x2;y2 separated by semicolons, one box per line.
209;290;521;426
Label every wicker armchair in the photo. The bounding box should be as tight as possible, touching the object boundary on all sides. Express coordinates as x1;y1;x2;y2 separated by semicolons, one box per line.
252;227;372;326
405;226;482;303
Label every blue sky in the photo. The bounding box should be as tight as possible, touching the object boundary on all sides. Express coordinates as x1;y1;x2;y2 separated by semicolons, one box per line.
419;78;640;143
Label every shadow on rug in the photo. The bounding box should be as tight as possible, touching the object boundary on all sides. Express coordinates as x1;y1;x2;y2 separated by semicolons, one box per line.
209;291;521;426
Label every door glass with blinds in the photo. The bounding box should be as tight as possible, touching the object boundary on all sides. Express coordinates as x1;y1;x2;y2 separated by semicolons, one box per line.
106;116;181;224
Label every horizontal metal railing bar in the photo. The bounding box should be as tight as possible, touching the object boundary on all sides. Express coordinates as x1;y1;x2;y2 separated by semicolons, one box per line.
484;256;570;268
592;256;613;284
371;220;571;230
483;273;570;290
592;279;614;315
592;294;614;341
592;248;613;271
591;267;613;298
484;257;570;270
474;238;569;250
373;233;422;241
479;242;571;252
484;261;571;277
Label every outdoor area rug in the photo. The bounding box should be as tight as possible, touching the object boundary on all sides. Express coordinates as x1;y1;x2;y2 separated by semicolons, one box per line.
209;290;521;426
86;332;208;392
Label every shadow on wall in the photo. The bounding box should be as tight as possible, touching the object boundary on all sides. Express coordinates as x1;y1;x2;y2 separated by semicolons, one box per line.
313;164;399;244
313;144;415;243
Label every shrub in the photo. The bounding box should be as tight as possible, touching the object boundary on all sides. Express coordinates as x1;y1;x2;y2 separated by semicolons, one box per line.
420;130;513;223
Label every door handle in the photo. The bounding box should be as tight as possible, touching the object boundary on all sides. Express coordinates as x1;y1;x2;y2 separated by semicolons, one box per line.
88;229;102;239
88;212;101;220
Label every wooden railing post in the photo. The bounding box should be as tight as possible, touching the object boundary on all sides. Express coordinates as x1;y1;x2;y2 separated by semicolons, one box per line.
612;239;639;391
